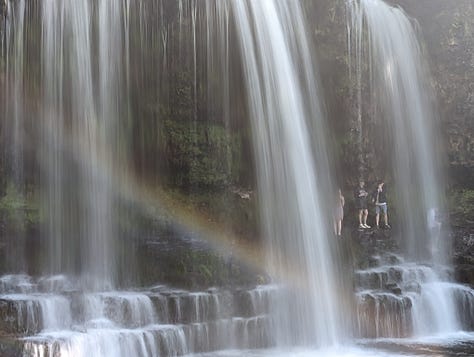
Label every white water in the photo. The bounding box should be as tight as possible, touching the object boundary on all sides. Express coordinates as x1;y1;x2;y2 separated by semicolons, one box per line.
4;0;25;184
41;0;133;289
0;274;280;356
4;2;347;351
347;0;447;264
222;0;345;347
355;259;474;338
3;0;26;272
18;271;464;357
347;0;460;335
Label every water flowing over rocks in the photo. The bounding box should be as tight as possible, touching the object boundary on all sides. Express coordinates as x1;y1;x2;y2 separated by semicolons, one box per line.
0;275;278;356
0;233;472;355
352;231;474;339
453;229;474;287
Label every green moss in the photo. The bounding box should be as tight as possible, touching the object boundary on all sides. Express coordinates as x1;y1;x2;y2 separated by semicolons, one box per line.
137;240;262;289
164;187;258;241
158;119;242;188
449;189;474;226
0;183;39;233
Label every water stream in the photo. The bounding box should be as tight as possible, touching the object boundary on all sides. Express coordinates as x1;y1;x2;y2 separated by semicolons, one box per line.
223;0;345;347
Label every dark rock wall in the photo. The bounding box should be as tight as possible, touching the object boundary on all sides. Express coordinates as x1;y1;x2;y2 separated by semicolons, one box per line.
454;228;474;287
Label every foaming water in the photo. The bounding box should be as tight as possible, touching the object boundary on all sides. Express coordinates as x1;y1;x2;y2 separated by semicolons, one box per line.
354;259;474;339
25;327;187;357
347;0;459;336
190;333;474;356
0;274;284;355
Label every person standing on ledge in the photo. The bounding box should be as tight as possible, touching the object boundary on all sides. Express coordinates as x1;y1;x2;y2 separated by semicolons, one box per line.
373;181;390;229
355;181;370;229
333;188;345;237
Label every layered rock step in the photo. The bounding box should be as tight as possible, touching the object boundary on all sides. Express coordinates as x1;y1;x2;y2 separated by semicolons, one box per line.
356;290;413;338
354;254;474;339
0;275;277;356
22;317;273;357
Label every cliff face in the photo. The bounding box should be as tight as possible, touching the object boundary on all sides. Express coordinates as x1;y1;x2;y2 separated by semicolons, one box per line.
1;0;471;189
411;0;474;187
312;0;474;188
0;0;472;234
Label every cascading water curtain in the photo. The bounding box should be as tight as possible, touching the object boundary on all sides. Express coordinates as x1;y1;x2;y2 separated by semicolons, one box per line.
347;0;459;334
347;0;448;264
0;0;135;288
3;0;351;347
2;0;240;288
39;0;133;289
3;0;27;272
212;0;350;347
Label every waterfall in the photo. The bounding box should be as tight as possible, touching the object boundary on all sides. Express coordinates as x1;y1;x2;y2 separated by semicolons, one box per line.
3;0;473;354
3;0;27;273
2;0;237;288
39;0;132;289
347;0;459;334
214;0;347;347
4;0;25;185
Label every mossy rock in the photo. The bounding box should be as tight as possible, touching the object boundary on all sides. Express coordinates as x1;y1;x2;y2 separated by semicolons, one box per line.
0;183;39;235
455;265;474;287
157;119;243;188
449;189;474;227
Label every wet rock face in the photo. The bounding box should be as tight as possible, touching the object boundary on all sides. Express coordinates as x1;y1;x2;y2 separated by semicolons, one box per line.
454;288;474;330
456;266;474;287
136;229;265;290
429;4;474;182
453;229;474;286
0;337;22;357
0;298;42;335
351;230;474;337
356;292;413;338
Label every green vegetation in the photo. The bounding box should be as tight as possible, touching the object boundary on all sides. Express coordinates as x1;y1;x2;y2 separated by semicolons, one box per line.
449;189;474;227
137;241;263;289
157;119;242;188
0;183;39;233
165;187;258;240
